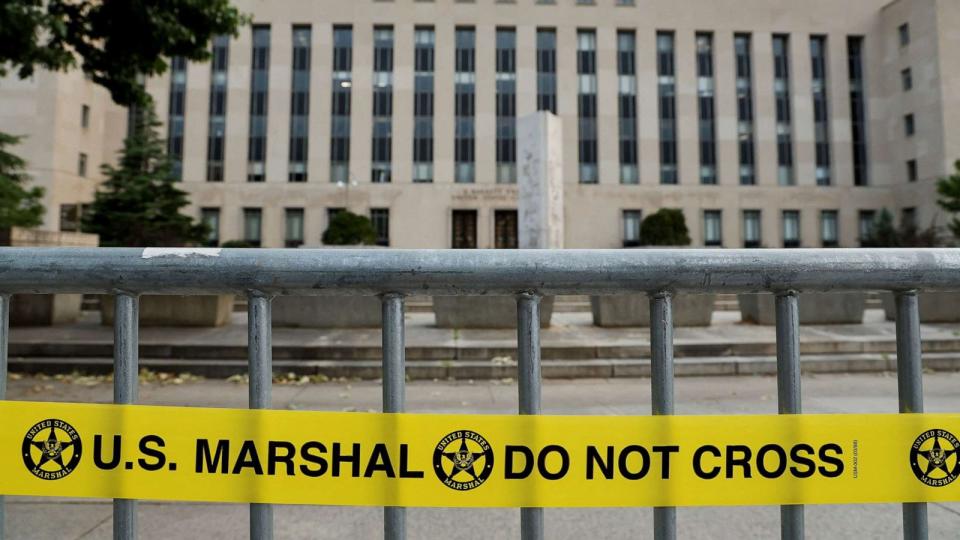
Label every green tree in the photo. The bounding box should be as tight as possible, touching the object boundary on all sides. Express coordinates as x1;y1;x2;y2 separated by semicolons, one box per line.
82;104;206;247
861;209;899;247
861;208;940;247
0;132;44;228
0;0;247;106
322;211;377;246
937;160;960;239
639;209;691;247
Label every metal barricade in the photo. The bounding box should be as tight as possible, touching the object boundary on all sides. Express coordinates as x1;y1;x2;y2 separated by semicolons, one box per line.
2;247;959;540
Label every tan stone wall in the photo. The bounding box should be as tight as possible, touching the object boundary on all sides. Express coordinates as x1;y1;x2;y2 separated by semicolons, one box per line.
6;0;960;247
0;68;125;232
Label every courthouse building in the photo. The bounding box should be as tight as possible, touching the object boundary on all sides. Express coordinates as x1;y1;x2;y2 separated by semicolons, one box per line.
1;0;959;248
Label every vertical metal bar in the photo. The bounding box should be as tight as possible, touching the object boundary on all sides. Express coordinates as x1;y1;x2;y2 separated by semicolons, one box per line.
774;291;803;540
382;293;406;540
517;294;543;540
650;293;676;540
248;294;273;540
0;295;8;540
895;291;928;540
113;294;139;540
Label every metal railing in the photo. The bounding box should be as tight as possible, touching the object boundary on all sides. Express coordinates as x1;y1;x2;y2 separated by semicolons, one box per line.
2;247;960;540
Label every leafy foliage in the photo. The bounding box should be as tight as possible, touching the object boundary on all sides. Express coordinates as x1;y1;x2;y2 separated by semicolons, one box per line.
322;211;377;246
220;240;254;248
937;160;960;239
0;0;247;106
0;132;44;228
82;104;206;247
639;209;691;247
862;208;940;247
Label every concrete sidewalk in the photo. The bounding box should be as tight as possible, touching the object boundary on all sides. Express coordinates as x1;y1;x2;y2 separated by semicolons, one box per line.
5;372;960;539
9;309;960;378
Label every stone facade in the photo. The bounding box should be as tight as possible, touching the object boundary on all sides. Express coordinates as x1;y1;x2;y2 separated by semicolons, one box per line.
1;0;958;249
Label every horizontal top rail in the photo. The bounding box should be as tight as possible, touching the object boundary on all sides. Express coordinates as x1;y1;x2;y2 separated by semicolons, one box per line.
0;247;958;296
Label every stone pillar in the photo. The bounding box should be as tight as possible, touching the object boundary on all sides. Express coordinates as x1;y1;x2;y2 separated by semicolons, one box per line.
517;112;564;249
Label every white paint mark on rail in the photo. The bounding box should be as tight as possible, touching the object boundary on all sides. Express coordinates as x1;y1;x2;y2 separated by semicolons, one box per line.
142;248;222;259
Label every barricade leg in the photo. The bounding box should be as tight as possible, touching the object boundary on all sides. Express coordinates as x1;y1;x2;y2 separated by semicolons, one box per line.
113;294;139;540
248;294;273;540
382;294;406;540
895;291;928;540
650;293;675;540
775;292;803;540
0;295;8;540
517;294;543;540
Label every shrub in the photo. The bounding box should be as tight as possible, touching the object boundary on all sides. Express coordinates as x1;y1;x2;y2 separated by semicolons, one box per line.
322;211;376;246
639;209;691;247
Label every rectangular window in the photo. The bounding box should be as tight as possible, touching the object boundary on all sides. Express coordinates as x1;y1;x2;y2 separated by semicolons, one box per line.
371;26;394;183
703;210;722;247
577;30;598;184
284;208;304;248
622;210;642;247
696;33;717;185
782;210;800;248
899;23;910;47
78;153;87;177
735;34;756;186
657;31;678;185
243;208;262;247
907;159;918;182
413;27;435;183
81;104;90;129
773;34;794;186
536;29;557;113
371;208;390;246
201;208;220;247
454;27;476;183
452;210;478;248
60;204;80;232
247;25;270;182
617;30;638;184
167;56;187;180
496;28;517;184
330;26;353;184
820;210;838;247
810;36;831;186
289;26;311;182
848;36;869;186
904;113;915;137
902;207;916;231
495;210;519;249
858;210;875;245
742;210;761;248
901;68;913;91
206;35;229;182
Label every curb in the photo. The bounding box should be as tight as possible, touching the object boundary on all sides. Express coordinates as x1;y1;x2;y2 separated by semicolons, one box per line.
9;352;960;380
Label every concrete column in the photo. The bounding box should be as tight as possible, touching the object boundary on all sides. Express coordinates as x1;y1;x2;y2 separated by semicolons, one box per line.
596;28;619;185
266;24;292;185
675;30;699;186
224;27;251;185
753;32;777;187
434;24;455;184
393;23;415;185
518;112;564;249
475;24;497;185
310;23;332;187
182;60;210;184
351;24;374;188
791;34;815;187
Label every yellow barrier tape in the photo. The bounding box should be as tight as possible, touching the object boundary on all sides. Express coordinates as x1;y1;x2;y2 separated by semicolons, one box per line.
2;401;959;507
